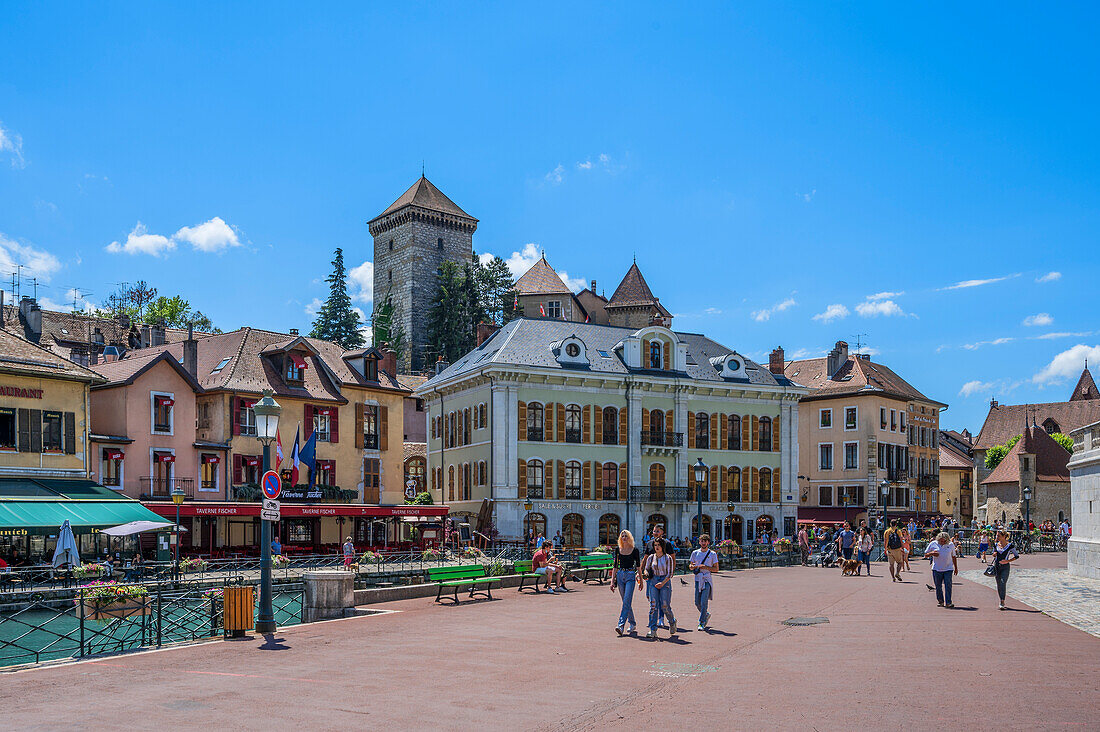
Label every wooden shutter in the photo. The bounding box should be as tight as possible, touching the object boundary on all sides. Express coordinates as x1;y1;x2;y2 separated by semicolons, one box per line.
583;461;592;499
688;411;696;448
330;406;340;444
710;412;719;450
544;403;554;442
663;341;671;370
751;415;759;451
642;339;650;366
688;468;695;500
305;405;314;438
720;415;727;450
330;459;337;486
593;407;603;444
28;409;41;453
556;460;565;499
17;408;30;452
518;460;527;491
742;415;751;450
233;454;243;483
518;401;527;441
751;467;759;502
619;408;627;445
354;403;364;448
642;408;650;438
710;465;719;502
582;406;591;444
619;462;627;500
774;414;781;452
774;468;781;501
63;412;76;455
379;406;388;451
665;410;673;436
232;397;241;436
556;404;566;442
720;466;729;502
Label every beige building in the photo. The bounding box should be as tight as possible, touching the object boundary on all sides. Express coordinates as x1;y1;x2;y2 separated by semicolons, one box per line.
938;430;975;522
785;340;946;526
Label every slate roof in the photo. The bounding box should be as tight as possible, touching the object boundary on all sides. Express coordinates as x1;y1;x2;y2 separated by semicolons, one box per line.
981;425;1071;485
514;255;572;295
370;176;476;223
1071;367;1098;401
973;397;1100;450
783;355;944;405
114;328;408;401
607;262;657;307
416;318;799;391
0;329;106;383
395;374;428;392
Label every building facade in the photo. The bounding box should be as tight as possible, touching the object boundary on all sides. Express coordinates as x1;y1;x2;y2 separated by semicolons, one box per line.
785;340;946;526
980;424;1070;526
1068;421;1100;578
417;318;804;546
368;176;477;373
938;430;974;523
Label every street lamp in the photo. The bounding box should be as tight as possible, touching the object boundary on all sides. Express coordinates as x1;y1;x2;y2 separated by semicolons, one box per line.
524;499;533;549
171;486;185;582
842;495;851;528
693;458;708;545
880;479;891;538
1023;486;1032;533
727;499;735;544
253;388;281;635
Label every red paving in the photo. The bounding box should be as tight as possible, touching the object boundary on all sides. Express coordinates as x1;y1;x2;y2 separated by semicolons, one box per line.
3;554;1098;730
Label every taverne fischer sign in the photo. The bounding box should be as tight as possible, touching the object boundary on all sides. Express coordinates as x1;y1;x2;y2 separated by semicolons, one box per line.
0;386;44;399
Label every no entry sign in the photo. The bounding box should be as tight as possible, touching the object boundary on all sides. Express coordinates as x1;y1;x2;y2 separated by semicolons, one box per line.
261;470;282;500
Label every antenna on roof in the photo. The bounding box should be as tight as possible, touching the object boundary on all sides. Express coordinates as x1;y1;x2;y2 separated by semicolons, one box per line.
421;160;425;178
31;277;38;300
852;333;868;354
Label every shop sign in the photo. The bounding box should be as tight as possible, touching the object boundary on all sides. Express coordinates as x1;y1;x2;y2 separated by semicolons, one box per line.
279;486;323;502
0;386;43;399
0;528;29;536
531;502;604;512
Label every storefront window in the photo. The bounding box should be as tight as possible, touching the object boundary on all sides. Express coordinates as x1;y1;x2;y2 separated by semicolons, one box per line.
42;411;63;451
286;520;312;544
102;450;122;487
0;408;15;449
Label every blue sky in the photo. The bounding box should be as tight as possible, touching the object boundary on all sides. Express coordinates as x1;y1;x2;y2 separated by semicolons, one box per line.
1;3;1098;433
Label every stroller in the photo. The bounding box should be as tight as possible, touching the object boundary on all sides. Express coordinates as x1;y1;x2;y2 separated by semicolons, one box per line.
812;541;838;568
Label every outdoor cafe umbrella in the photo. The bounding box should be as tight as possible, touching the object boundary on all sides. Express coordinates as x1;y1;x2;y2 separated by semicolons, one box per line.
99;520;179;537
52;519;80;568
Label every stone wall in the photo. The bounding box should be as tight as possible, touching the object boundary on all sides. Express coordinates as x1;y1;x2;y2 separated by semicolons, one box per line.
1068;431;1100;579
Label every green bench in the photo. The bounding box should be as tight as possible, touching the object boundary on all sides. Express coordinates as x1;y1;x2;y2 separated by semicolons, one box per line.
514;560;545;593
426;565;500;604
575;553;614;584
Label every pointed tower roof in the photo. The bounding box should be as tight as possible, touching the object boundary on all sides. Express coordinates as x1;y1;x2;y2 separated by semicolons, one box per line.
1070;365;1098;401
514;254;571;295
370;177;476;224
607;262;657;308
981;424;1070;485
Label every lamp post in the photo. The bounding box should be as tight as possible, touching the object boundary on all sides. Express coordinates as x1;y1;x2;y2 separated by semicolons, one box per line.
524;499;533;550
880;479;891;538
726;499;735;544
171;485;185;582
842;495;851;528
253;389;282;635
693;458;708;545
1023;485;1032;537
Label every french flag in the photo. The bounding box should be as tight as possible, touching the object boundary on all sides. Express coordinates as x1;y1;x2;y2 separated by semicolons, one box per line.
289;426;301;484
275;430;284;469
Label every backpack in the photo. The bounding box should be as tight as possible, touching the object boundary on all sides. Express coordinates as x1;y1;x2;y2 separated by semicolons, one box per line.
887;530;902;550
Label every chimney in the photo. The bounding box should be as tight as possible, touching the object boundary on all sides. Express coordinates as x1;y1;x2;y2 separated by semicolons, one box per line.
379;346;397;378
151;322;166;347
19;297;42;343
476;322;499;347
289;328;299;336
435;355;449;375
183;323;198;379
590;279;597;292
826;340;849;379
768;346;785;375
116;312;130;329
140;325;151;347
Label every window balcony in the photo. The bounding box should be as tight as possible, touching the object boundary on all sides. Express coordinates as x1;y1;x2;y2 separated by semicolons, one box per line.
602;430;619;445
526;486;544;499
564;428;582;444
917;474;939;488
363;433;379;450
601;486;619;501
564;487;581;499
885;468;908;482
641;431;683;447
527;430;544;442
141;476;195;500
628;485;689;503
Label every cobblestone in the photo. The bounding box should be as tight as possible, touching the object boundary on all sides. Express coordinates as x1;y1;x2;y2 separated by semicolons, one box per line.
962;566;1100;637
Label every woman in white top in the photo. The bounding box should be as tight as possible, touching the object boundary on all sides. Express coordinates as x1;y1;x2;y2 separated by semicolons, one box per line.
924;532;958;608
856;527;874;576
644;540;677;638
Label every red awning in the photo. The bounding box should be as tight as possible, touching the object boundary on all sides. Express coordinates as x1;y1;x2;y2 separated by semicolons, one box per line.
243;456;260;467
154;451;175;463
315;407;332;416
156;396;175;407
105;449;124;461
289;353;308;369
202;454;220;465
796;506;863;523
142;502;451;518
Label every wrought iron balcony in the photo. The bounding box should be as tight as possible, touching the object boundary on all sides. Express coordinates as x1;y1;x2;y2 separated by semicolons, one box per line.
363;433;379;450
526;486;544;499
564;428;582;444
628;485;689;503
603;430;619;445
917;474;939;488
526;430;544;442
141;476;195;500
885;468;908;482
641;431;684;447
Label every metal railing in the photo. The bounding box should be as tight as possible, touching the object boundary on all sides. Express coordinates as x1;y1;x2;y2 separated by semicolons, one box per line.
564;428;581;444
917;475;939;488
628;485;689;503
602;430;619;444
140;476;195;499
641;431;684;447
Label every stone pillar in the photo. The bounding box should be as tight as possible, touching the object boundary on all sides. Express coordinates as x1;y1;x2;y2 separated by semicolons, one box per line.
302;571;356;623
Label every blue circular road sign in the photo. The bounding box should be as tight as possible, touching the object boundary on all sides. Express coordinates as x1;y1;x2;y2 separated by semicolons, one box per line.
261;470;281;500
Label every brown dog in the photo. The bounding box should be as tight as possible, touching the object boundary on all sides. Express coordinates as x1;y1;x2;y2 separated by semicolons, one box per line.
840;558;862;576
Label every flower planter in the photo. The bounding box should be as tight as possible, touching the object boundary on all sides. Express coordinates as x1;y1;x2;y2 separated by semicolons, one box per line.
82;599;152;621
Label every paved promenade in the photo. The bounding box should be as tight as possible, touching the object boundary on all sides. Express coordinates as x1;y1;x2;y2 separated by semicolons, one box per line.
962;559;1100;638
3;554;1097;730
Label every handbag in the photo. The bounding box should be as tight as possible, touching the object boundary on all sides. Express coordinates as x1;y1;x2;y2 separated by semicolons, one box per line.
983;564;997;577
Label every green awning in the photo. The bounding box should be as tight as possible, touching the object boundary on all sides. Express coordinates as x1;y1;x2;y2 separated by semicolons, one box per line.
0;500;169;533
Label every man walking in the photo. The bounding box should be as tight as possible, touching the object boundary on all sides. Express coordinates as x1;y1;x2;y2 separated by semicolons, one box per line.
689;534;718;630
797;525;810;565
836;522;856;561
924;532;959;608
884;519;904;581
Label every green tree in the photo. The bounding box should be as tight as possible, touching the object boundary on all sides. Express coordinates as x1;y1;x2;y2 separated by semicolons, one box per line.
477;255;517;325
1050;432;1074;453
310;248;365;349
426;260;470;363
371;293;406;359
985;434;1022;470
405;491;434;505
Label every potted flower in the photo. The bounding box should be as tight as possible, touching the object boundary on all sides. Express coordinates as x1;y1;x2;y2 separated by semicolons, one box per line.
717;539;740;556
201;587;224;601
72;563;104;579
80;581;151;621
421;547;444;561
359;550;383;565
179;558;209;573
272;554;290;569
774;537;793;552
462;546;485;559
592;545;614;555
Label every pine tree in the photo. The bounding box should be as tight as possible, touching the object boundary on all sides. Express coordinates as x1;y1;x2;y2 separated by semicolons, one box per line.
478;255;517;324
310;248;365;349
426;261;471;364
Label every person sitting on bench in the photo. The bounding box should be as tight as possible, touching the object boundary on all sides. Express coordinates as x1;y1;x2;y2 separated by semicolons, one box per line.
533;541;567;593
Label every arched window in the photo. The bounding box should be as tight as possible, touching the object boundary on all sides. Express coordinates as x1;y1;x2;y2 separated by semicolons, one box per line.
727;467;741;502
565;404;582;443
728;414;741;450
760;416;772;451
462;463;471;500
650;340;662;369
526;459;544;499
603;406;618;444
478;460;487;486
598;514;621;547
1043;418;1061;435
724;514;744;544
448;465;455;502
756;515;774;538
562;513;584;547
696;412;710;449
601;462;619;500
447;412;456;448
649;409;665;441
527;403;544;441
565;460;582;499
404;457;426;492
527;512;547;540
647;513;668;536
758;468;772;503
691;514;713;537
649;463;666;502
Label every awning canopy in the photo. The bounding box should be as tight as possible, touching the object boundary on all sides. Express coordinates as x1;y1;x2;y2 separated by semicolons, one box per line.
105;449;124;460
99;520;177;536
0;499;171;533
154;451;175;463
201;454;220;465
143;502;451;519
289;352;308;369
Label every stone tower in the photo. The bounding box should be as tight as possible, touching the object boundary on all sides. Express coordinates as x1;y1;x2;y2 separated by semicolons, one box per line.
604;261;672;329
368;177;477;372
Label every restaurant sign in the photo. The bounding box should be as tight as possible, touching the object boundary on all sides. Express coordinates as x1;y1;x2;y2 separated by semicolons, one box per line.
279;486;324;502
0;385;44;399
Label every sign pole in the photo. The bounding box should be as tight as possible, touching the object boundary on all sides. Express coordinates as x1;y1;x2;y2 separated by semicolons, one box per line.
256;446;276;634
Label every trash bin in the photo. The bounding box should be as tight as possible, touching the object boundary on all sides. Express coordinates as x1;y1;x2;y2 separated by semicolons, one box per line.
223;585;255;637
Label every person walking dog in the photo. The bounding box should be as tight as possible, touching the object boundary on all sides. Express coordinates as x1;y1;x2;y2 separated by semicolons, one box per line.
689;534;718;630
611;530;642;635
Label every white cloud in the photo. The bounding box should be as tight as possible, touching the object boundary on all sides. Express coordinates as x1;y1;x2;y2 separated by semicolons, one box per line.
812;304;849;323
557;271;586;293
939;274;1018;290
173;216;240;253
1033;331;1093;340
545;164;564;184
1033;344;1100;385
962;337;1014;351
496;243;584;291
348;261;374;305
798;189;816;202
789;347;824;359
703;307;722;315
0;232;62;281
1022;312;1053;327
1036;271;1061;283
576;160;592;170
852;346;880;356
599;153;609;165
959;380;994;397
866;291;903;301
855;299;904;317
0;122;24;168
752;297;797;322
105;222;175;256
304;298;323;317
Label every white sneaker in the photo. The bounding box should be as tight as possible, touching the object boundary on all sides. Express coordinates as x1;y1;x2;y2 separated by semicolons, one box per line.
697;623;705;631
616;625;624;636
646;629;656;638
547;587;555;594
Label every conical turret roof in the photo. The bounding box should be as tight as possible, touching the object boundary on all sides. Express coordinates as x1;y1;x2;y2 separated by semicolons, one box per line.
371;176;476;223
514;254;571;295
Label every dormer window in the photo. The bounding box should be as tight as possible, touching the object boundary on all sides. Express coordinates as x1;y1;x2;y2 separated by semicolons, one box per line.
285;353;308;383
366;358;378;381
649;341;662;369
554;336;589;367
